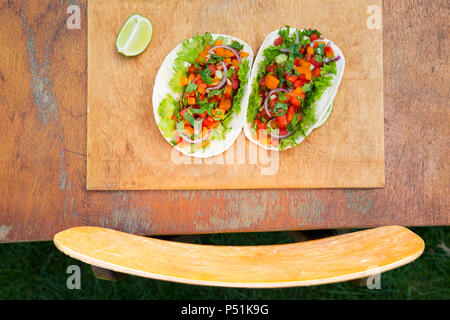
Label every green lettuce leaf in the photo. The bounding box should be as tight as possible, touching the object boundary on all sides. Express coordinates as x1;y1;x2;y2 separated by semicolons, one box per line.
158;95;177;119
158;118;175;138
168;32;214;94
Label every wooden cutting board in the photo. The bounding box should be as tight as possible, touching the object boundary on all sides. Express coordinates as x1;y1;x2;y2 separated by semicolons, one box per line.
87;0;384;190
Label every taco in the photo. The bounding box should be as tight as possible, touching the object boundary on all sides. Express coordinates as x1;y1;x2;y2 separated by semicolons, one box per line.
153;32;253;158
244;26;345;150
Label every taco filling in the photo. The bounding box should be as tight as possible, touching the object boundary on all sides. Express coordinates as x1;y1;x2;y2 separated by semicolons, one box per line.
157;33;250;153
247;26;340;150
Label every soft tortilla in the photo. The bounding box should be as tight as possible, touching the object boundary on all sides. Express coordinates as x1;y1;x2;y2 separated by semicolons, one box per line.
243;28;345;151
153;34;254;158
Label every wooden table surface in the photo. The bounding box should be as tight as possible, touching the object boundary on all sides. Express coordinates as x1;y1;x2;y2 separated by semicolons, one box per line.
0;0;448;242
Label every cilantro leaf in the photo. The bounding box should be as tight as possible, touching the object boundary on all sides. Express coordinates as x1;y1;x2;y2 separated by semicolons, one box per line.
199;68;213;85
185;81;198;92
230;41;244;51
273;102;288;116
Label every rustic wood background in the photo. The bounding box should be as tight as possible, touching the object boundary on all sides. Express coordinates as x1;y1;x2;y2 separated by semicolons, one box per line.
87;0;384;190
0;0;448;242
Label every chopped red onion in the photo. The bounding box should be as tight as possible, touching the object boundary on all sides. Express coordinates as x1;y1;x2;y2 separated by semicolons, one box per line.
208;45;241;63
207;61;227;90
330;55;341;62
269;130;292;139
264;88;291;118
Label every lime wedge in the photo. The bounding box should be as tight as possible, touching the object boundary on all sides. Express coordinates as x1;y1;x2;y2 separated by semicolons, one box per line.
116;14;152;56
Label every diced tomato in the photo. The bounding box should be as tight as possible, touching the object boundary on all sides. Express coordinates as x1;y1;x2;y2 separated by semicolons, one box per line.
174;134;183;144
294;79;305;88
290;95;302;107
266;64;277;74
286;106;295;123
294;58;302;66
310;33;319;41
324;46;334;58
231;72;239;90
312;67;322;78
207;64;216;76
213;95;221;102
259;77;266;87
180;108;188;118
276;115;288;129
299;47;305;54
257;121;266;130
286;75;297;83
262;108;271;120
310;56;323;68
189;64;196;73
256;112;262;120
203;115;215;128
273;37;283;46
269;96;278;108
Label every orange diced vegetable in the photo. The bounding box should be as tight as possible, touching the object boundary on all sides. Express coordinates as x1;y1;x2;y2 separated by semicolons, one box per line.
224;58;232;64
239;51;249;58
183;125;194;136
188;73;195;82
307;46;314;55
218;97;232;111
231;58;240;69
299;59;311;68
187;97;196;105
214;39;223;46
180;76;189;86
224;49;234;58
305;70;311;80
264;74;280;89
215;47;225;56
291;86;303;97
212;108;225;119
224;85;232;97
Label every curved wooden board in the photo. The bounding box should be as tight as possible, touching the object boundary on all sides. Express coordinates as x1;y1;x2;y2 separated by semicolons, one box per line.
54;225;424;288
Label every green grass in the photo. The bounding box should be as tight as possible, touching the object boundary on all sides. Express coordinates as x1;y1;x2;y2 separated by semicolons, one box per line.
0;227;448;299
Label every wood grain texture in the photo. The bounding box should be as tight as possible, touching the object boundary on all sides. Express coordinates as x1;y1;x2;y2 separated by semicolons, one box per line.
54;226;424;287
0;0;448;242
87;0;385;190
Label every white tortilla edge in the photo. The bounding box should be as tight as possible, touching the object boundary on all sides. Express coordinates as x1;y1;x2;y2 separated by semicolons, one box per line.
243;28;345;151
152;34;253;158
